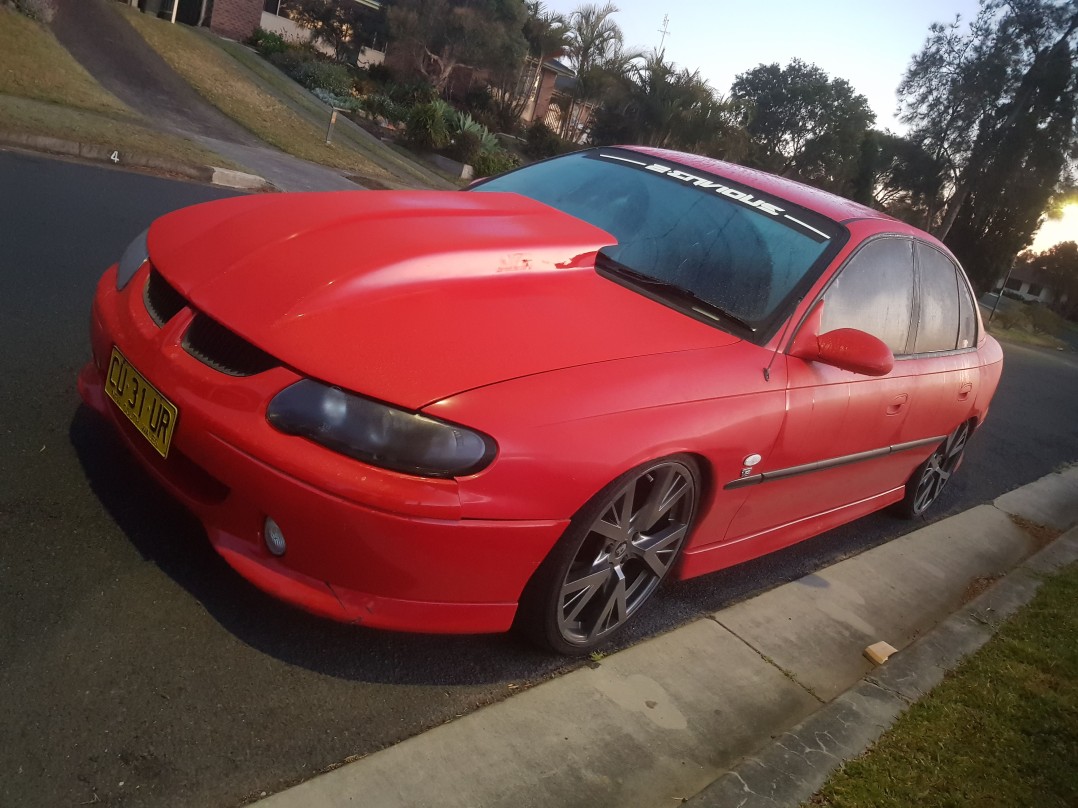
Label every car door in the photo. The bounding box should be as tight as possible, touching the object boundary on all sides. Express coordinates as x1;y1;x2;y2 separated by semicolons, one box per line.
723;236;921;544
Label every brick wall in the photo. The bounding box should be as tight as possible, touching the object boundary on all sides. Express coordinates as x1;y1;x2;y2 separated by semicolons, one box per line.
210;0;262;41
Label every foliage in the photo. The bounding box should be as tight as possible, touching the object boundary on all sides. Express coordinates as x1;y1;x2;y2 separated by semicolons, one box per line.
388;0;528;93
731;58;875;192
558;2;640;139
588;49;750;161
293;60;354;96
851;130;947;228
522;120;568;159
249;28;288;56
384;80;438;107
472;143;519;177
405;99;452;149
359;93;407;125
899;0;1078;294
280;0;379;63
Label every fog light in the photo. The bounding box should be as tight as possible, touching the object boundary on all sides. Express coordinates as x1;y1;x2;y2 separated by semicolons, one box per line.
264;517;286;556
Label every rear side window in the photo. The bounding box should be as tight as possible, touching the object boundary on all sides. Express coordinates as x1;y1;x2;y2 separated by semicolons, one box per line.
956;270;978;349
820;237;915;355
913;243;961;353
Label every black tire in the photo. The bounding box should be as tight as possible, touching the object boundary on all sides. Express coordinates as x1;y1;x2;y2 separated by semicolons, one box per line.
517;455;701;655
898;421;972;519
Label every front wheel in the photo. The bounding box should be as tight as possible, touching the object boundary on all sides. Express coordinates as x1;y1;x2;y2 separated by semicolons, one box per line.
518;455;700;655
898;421;971;518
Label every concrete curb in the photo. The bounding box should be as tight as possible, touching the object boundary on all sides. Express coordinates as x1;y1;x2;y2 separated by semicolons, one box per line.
688;524;1078;807
252;465;1078;808
0;130;276;191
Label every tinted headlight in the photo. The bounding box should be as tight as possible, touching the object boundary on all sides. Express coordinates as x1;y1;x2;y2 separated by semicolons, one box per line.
266;379;495;478
116;228;150;290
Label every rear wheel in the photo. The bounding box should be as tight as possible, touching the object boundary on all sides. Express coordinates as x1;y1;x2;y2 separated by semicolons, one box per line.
518;455;700;655
899;421;971;518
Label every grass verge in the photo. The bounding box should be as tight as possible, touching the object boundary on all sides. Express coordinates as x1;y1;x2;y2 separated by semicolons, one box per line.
0;6;235;169
0;5;130;115
0;95;239;169
117;6;394;182
809;561;1078;808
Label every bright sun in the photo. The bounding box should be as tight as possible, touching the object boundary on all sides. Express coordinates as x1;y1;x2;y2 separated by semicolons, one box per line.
1031;202;1078;252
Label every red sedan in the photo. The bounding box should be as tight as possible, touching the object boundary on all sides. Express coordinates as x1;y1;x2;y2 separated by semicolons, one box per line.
79;147;1002;654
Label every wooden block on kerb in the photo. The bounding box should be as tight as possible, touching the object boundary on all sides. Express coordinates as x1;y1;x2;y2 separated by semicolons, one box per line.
864;641;899;665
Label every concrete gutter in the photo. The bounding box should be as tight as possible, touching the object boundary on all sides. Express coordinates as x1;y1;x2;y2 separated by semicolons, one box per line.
253;465;1078;808
0;131;275;191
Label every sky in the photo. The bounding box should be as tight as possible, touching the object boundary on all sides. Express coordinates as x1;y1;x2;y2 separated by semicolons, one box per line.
541;0;1076;250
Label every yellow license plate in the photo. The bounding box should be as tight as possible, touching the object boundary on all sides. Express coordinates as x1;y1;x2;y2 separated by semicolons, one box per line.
104;347;178;458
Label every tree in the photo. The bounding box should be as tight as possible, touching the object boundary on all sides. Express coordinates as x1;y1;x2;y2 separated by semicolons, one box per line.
282;0;380;62
388;0;528;93
730;59;875;192
899;0;1078;293
588;50;750;161
558;3;639;139
850;130;947;228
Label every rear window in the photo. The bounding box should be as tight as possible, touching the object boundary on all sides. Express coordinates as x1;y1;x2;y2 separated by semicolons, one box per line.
474;150;844;335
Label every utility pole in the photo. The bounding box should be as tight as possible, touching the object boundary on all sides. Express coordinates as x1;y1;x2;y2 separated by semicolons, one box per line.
658;14;671;51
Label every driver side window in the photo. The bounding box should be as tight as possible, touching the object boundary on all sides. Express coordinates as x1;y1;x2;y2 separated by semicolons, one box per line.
820;237;915;356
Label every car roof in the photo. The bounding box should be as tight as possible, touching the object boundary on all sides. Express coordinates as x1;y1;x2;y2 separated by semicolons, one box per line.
622;146;899;226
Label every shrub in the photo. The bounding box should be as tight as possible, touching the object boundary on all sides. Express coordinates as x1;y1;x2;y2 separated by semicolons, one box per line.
267;48;309;75
293;60;353;96
523;121;567;160
250;28;288;56
1030;303;1066;336
359;94;406;125
385;81;437;108
405;101;451;150
472;146;519;178
449;129;483;165
365;63;394;85
14;0;56;22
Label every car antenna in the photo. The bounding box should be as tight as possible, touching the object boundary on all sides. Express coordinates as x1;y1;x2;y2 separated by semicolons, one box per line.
763;309;796;382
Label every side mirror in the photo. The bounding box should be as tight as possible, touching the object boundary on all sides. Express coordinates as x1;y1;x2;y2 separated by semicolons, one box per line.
789;302;894;376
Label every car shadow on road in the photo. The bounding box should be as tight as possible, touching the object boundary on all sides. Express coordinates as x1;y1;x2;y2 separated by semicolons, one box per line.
70;403;938;687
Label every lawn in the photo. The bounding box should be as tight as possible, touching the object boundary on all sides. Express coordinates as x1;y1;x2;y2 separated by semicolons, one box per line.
117;5;395;182
0;6;235;168
809;562;1078;808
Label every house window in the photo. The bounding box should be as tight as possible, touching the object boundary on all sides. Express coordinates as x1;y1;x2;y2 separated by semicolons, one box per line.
1027;283;1044;297
1005;278;1022;291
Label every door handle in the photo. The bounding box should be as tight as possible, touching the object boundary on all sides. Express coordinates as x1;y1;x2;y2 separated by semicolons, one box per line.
958;382;973;401
886;393;908;415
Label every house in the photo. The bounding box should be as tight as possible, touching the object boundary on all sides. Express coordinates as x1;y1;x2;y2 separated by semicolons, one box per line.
515;56;595;141
996;264;1065;306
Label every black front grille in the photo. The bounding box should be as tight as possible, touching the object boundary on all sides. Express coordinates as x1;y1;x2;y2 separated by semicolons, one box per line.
144;268;188;326
182;314;280;377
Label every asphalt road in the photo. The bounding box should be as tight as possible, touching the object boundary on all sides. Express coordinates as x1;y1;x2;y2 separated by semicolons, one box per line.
2;149;1077;808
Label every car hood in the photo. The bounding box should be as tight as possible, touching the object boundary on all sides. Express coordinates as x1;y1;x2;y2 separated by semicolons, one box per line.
149;191;739;409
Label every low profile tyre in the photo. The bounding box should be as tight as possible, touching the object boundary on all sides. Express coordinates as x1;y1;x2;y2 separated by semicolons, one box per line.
518;455;701;655
898;421;972;519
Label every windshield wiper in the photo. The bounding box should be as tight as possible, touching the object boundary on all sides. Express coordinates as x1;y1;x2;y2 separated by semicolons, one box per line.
598;256;755;333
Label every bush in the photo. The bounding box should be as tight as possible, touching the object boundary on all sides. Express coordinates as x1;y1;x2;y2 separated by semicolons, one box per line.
449;129;483;165
250;28;288;56
472;147;519;178
405;101;451;150
293;60;353;96
365;63;394;84
267;48;310;75
523;121;567;160
1030;303;1067;336
359;94;406;125
385;81;437;108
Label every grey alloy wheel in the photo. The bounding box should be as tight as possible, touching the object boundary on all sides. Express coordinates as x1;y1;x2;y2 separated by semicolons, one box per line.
520;455;699;655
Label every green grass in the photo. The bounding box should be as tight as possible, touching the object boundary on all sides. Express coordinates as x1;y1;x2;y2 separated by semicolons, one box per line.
0;6;236;169
809;562;1078;808
118;6;396;182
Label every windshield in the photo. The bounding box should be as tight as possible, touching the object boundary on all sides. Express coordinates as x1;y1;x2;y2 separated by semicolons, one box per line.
474;149;844;336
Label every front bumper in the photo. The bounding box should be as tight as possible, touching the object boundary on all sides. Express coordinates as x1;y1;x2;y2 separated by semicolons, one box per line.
79;265;568;634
